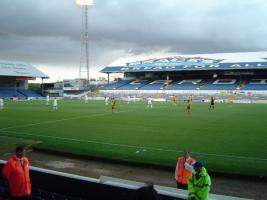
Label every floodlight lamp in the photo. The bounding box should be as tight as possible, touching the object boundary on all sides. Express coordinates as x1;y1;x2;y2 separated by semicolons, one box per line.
76;0;94;6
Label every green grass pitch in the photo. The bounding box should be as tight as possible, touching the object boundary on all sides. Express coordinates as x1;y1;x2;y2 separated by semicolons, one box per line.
0;100;266;177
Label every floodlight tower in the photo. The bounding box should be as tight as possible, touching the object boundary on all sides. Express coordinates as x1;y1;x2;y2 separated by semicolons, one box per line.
76;0;94;86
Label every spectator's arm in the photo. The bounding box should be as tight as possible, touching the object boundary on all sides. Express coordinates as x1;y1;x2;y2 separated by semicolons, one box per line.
184;162;194;172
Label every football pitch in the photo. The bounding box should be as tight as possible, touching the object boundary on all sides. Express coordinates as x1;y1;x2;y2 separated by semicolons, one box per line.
0;100;267;177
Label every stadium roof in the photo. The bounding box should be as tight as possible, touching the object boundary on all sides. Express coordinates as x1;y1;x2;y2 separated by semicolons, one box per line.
100;52;267;73
0;60;49;78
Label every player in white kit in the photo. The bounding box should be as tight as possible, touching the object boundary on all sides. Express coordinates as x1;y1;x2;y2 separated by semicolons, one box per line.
46;95;50;106
133;95;137;103
105;96;109;105
85;95;89;103
147;96;153;108
53;97;58;110
0;98;4;110
127;95;131;104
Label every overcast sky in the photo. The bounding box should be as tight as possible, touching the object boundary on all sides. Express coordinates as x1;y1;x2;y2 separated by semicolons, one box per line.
0;0;267;82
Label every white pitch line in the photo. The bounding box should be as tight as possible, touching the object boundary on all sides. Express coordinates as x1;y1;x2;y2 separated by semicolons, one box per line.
1;130;267;162
0;111;126;131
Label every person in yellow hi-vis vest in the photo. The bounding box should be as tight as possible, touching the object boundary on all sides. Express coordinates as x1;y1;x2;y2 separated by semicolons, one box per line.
188;161;211;200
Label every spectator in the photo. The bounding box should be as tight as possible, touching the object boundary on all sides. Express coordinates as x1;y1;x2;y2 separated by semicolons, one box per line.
3;145;31;200
188;161;211;200
175;150;195;190
130;182;161;200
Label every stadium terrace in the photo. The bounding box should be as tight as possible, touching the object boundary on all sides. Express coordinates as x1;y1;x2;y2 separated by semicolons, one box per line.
105;62;267;72
100;52;267;94
101;52;267;73
0;60;48;99
0;60;48;78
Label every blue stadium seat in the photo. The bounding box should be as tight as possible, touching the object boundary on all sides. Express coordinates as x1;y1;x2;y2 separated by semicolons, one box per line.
140;80;168;90
202;84;238;90
0;88;16;98
242;84;267;90
0;88;41;98
0;88;27;99
17;89;42;97
118;80;150;90
97;78;267;91
202;79;238;90
169;80;203;90
100;80;132;90
242;79;267;90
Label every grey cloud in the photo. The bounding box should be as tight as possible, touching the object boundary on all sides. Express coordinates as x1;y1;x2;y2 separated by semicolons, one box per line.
89;0;267;53
0;0;267;73
0;1;80;38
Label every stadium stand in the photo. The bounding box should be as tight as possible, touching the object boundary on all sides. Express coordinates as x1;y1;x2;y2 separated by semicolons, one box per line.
99;78;240;91
0;160;249;200
101;80;132;90
118;80;150;90
201;79;239;90
100;52;267;97
0;60;48;99
0;88;17;98
0;88;41;99
140;80;168;90
169;79;203;90
17;89;42;98
242;79;267;90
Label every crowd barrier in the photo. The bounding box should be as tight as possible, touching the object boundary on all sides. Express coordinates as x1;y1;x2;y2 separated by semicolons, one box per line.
0;160;249;200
